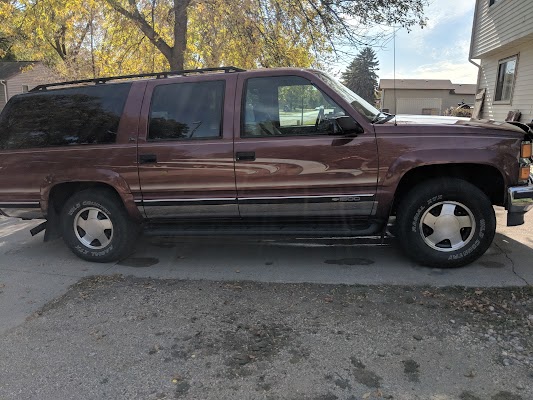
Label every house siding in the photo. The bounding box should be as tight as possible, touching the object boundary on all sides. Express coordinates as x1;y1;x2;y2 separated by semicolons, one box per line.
382;89;475;115
0;82;6;110
478;42;533;123
471;0;533;58
5;64;55;100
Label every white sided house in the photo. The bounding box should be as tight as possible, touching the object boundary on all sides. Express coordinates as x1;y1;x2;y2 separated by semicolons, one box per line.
379;79;476;116
0;61;56;111
470;0;533;124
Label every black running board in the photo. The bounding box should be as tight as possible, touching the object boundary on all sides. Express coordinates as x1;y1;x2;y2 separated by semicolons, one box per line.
143;221;383;237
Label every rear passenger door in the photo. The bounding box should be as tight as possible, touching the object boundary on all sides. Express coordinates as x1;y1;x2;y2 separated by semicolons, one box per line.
137;75;238;219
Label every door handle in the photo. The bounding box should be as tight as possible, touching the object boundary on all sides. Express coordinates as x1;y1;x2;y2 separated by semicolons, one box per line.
139;154;157;164
235;151;256;161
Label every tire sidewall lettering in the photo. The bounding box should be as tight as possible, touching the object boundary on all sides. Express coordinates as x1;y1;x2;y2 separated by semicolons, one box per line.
75;242;113;258
67;201;111;217
68;203;81;216
75;244;89;255
90;245;113;258
412;194;443;233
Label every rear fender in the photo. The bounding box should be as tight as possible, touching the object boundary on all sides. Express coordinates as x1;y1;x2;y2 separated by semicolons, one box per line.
40;169;142;221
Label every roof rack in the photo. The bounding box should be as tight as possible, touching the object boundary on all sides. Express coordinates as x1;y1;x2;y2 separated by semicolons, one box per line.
30;66;245;92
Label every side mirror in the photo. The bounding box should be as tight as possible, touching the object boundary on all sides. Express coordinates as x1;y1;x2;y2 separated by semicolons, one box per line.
333;116;364;136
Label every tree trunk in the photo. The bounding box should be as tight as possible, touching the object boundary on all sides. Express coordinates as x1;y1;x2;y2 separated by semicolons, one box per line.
105;0;189;71
169;0;189;70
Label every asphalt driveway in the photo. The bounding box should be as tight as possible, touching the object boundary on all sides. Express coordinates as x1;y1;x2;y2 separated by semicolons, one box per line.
0;207;532;335
0;208;532;399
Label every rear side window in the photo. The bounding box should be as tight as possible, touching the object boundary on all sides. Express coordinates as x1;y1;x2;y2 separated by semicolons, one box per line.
148;80;225;141
0;83;131;150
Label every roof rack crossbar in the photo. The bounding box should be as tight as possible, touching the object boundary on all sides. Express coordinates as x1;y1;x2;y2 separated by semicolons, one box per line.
30;66;245;92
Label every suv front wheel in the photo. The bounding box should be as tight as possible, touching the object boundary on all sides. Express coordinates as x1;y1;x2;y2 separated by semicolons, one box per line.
60;189;139;262
396;178;496;268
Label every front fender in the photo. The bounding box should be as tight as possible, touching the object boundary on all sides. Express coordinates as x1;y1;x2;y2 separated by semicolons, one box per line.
375;148;517;219
383;148;513;188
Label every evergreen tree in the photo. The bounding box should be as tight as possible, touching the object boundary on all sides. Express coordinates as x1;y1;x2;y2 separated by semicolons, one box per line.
341;47;379;104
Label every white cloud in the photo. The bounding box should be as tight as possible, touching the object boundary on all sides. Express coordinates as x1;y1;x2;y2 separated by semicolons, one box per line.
393;60;479;83
424;0;476;31
333;0;480;84
395;0;476;57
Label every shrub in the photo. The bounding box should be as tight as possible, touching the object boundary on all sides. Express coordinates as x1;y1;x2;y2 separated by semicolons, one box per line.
444;106;473;118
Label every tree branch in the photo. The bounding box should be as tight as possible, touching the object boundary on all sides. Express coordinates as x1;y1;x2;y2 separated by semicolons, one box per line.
105;0;173;61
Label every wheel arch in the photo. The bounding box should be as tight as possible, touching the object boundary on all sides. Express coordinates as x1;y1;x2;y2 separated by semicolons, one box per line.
41;177;142;241
41;170;142;220
390;163;505;215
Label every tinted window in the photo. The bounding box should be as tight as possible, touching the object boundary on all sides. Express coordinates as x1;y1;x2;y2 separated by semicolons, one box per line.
242;76;347;137
149;81;225;141
0;83;131;150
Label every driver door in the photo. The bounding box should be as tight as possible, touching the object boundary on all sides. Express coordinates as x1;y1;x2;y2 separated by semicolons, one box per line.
234;73;379;218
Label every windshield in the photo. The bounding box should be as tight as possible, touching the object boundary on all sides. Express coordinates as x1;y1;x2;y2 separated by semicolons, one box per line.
314;71;381;122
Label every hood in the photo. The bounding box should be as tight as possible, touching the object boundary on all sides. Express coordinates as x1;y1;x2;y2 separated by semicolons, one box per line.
390;114;525;134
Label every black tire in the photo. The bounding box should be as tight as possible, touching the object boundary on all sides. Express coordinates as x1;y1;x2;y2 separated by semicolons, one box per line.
396;178;496;268
60;188;139;262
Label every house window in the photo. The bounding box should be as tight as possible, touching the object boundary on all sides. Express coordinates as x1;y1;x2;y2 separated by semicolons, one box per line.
495;55;518;103
22;85;29;93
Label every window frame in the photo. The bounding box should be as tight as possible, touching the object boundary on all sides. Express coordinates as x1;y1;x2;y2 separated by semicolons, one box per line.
147;80;226;142
494;54;518;105
240;75;350;139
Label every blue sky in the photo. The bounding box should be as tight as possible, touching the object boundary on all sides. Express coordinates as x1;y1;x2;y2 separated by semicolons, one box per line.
334;0;479;84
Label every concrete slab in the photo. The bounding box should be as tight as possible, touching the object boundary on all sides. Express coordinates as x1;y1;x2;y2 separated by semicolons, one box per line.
0;218;113;334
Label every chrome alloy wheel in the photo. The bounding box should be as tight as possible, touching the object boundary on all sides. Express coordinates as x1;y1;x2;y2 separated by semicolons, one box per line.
419;201;476;252
73;207;114;249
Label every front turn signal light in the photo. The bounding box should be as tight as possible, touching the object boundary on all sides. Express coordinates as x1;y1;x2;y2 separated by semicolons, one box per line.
519;166;530;181
521;141;532;158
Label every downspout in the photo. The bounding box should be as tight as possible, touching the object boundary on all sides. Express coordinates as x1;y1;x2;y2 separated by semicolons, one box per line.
0;80;7;109
468;0;482;84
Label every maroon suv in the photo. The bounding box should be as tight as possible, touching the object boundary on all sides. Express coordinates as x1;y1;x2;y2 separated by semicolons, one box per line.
0;66;532;267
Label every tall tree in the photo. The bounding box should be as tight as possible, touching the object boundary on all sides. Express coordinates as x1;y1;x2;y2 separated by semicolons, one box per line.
0;0;427;76
341;47;379;104
101;0;427;71
105;0;190;71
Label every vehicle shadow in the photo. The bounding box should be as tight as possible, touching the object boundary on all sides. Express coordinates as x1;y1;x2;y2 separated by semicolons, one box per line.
1;216;531;287
114;229;533;287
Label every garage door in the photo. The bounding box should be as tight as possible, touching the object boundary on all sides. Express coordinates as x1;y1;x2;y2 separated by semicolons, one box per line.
397;98;442;115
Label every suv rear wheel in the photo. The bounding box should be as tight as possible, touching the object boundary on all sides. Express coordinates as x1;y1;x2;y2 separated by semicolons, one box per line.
60;189;139;262
396;178;496;268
